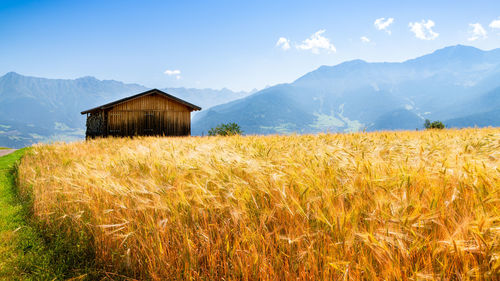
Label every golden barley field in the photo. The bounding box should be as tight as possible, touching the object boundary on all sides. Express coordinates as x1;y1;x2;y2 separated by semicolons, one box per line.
17;128;500;280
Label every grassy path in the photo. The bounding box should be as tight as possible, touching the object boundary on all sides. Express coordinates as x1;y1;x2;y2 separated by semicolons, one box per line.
0;149;59;280
0;149;102;281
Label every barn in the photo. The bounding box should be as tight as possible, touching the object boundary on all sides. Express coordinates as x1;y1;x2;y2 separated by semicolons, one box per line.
81;89;201;138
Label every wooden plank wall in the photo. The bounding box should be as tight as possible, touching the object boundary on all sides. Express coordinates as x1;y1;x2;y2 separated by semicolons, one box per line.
106;94;191;136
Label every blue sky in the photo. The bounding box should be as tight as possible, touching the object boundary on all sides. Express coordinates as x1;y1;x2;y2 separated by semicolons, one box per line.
1;0;500;91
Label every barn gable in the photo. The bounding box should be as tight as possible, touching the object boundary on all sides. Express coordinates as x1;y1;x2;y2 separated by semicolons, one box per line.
81;89;201;114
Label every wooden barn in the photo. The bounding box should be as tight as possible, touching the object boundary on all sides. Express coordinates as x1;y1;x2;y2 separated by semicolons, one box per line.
81;89;201;138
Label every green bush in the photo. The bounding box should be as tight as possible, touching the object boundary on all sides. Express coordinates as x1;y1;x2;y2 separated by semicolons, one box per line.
424;119;445;129
208;123;243;136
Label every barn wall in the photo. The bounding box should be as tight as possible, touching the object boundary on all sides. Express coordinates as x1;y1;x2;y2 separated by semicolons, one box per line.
85;111;105;138
106;94;191;136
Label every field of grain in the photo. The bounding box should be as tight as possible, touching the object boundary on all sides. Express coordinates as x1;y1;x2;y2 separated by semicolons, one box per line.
17;129;500;280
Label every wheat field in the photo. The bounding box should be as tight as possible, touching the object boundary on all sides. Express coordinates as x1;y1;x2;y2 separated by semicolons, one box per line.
17;129;500;280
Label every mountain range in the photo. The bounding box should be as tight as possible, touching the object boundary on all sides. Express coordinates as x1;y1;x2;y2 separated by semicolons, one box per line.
1;45;499;148
192;45;500;135
0;73;252;148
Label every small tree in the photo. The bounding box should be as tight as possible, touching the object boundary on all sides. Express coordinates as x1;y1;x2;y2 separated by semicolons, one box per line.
424;119;445;129
208;122;243;136
424;119;431;129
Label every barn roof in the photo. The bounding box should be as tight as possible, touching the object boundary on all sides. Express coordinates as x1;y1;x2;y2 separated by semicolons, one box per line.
81;88;202;114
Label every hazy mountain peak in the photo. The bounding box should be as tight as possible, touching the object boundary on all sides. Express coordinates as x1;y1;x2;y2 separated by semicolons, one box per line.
337;59;368;66
76;76;99;82
439;44;480;51
294;59;370;84
3;71;21;76
316;59;368;72
405;44;493;67
1;72;22;80
430;44;484;57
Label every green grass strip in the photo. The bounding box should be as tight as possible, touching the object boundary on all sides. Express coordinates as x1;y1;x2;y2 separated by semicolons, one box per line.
0;149;59;280
0;149;104;280
0;150;103;281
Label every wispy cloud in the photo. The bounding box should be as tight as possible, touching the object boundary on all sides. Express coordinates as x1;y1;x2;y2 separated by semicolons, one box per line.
296;30;336;54
468;23;487;41
490;18;500;29
360;36;371;43
276;37;291;50
409;20;439;40
164;69;181;80
374;18;394;34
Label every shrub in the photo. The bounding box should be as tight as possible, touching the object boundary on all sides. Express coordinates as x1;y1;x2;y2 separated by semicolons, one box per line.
424;119;445;129
208;122;243;136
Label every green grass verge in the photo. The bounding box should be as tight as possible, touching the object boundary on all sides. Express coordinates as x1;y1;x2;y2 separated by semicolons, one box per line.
0;147;9;150
0;149;57;280
0;149;100;280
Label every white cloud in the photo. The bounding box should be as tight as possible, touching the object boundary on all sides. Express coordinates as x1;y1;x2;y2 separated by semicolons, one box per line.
490;18;500;29
164;69;180;75
275;37;291;50
468;23;487;41
164;69;181;80
409;20;439;40
360;36;371;43
374;18;394;34
296;30;336;54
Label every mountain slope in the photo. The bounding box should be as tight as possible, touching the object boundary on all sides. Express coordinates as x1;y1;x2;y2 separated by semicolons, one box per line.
162;87;253;115
446;109;500;128
193;45;500;135
194;85;318;135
